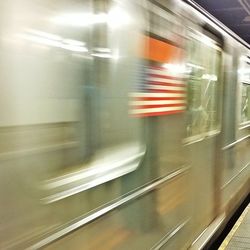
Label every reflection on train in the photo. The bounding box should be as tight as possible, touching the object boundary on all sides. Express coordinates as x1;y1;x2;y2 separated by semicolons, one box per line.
0;0;249;249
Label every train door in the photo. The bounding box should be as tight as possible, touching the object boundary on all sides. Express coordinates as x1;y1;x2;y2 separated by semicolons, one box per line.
184;28;222;238
221;53;250;210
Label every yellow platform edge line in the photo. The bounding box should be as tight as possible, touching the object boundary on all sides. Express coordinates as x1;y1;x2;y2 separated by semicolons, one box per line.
219;205;249;250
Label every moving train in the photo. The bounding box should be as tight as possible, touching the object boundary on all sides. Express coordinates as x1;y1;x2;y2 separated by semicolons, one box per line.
0;0;249;249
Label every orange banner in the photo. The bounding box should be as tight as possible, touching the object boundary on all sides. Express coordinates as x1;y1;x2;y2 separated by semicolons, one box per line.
142;35;183;63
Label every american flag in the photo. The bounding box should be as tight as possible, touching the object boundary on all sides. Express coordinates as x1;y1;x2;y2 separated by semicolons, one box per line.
129;65;186;117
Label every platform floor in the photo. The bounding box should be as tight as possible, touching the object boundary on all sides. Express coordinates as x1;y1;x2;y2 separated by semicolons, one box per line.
219;204;250;250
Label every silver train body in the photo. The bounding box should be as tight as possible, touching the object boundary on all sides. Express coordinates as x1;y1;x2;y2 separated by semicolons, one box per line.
0;0;249;249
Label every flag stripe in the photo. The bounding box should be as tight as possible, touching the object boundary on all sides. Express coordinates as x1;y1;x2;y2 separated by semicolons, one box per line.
130;100;186;106
133;104;186;109
147;84;185;91
148;81;186;87
130;106;185;115
129;92;186;98
147;77;183;84
139;96;186;101
146;89;186;94
148;72;184;80
132;110;184;117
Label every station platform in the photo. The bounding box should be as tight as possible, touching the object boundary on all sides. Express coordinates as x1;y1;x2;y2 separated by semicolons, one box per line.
219;204;250;250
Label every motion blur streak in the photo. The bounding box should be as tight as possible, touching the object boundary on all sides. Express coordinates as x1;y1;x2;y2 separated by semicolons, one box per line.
0;0;249;250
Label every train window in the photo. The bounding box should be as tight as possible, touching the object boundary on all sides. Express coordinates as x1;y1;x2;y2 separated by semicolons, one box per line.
240;84;250;123
62;0;143;179
239;58;250;124
186;31;221;138
9;0;146;197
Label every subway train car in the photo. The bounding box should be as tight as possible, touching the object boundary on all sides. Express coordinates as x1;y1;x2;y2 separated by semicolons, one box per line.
0;0;249;249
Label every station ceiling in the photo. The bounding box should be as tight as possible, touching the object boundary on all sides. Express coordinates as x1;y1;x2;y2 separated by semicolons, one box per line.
194;0;250;44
